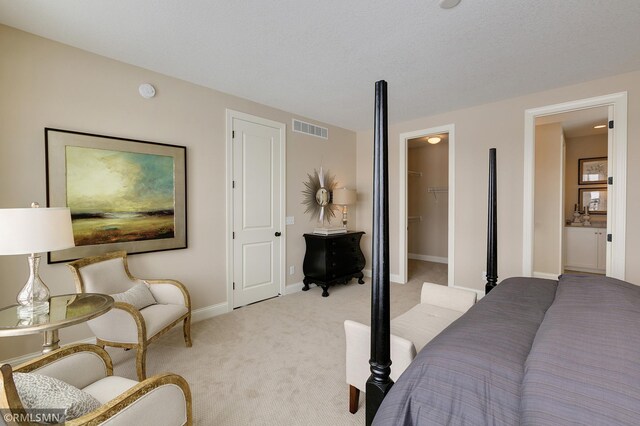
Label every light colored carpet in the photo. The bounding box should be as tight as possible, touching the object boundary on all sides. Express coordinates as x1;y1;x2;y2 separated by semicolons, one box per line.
107;260;447;425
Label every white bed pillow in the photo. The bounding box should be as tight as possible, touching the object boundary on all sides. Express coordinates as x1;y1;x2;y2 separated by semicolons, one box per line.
13;372;101;422
111;283;157;310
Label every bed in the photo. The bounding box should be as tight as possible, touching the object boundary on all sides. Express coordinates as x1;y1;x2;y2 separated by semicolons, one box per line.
374;274;640;425
365;81;640;425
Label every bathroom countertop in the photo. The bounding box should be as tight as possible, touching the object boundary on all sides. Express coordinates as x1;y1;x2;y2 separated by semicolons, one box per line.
565;223;607;228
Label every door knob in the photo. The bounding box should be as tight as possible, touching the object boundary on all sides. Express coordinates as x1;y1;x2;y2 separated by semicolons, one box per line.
275;232;281;237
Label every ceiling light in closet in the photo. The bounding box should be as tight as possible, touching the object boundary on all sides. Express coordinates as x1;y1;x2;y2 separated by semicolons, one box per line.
439;0;461;9
427;137;441;144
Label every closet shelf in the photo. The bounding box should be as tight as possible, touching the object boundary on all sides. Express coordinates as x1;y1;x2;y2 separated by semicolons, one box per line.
427;187;448;201
427;187;448;193
408;216;422;222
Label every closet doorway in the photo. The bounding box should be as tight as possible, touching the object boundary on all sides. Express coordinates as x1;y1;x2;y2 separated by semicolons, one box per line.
399;124;455;286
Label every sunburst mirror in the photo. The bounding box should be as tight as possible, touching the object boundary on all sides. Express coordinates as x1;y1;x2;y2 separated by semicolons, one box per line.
302;167;338;223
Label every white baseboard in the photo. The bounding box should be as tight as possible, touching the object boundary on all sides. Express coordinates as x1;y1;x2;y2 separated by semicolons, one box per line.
363;269;401;284
192;302;229;323
562;267;604;275
533;271;561;280
408;253;448;264
283;282;304;295
2;336;97;366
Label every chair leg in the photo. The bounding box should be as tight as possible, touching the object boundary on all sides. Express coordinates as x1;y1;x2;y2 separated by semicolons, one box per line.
136;345;147;381
183;315;192;348
349;384;360;414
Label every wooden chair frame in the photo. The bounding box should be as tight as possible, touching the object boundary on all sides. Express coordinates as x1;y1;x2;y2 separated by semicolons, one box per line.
0;344;192;425
67;251;192;381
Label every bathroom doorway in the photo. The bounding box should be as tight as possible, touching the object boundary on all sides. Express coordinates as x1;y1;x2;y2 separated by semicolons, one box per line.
534;107;608;277
523;92;627;280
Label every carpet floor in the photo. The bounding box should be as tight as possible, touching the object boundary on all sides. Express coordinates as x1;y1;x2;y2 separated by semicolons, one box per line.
107;260;447;425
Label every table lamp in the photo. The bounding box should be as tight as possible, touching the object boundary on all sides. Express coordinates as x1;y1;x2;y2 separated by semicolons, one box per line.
0;203;75;317
332;188;357;229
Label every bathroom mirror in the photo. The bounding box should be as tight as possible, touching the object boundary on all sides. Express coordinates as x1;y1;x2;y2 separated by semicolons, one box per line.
579;187;607;214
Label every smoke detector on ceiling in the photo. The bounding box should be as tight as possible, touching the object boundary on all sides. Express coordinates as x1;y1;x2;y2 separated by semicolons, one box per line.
138;83;156;99
439;0;461;9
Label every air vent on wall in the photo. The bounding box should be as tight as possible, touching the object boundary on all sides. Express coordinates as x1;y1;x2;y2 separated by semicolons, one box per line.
293;119;328;139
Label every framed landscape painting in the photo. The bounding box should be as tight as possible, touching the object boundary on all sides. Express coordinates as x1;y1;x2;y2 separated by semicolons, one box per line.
578;157;607;185
46;128;187;263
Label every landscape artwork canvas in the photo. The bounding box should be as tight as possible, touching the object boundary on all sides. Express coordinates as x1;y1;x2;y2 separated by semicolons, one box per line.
46;128;187;263
66;146;175;246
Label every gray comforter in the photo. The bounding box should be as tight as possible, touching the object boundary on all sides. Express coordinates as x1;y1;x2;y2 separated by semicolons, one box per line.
373;275;640;425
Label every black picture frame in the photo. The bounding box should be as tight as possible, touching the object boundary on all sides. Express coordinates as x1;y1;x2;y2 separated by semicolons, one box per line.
45;128;187;263
578;157;607;185
578;186;607;215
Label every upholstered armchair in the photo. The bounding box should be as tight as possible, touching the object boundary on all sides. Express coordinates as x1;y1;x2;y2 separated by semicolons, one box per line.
67;251;192;381
0;344;192;425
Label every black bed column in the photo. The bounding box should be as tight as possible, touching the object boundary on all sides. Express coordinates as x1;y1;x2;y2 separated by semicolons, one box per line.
366;80;393;425
485;148;498;294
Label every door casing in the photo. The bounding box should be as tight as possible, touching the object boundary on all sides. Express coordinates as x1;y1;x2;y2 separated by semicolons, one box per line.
398;124;455;287
523;92;627;279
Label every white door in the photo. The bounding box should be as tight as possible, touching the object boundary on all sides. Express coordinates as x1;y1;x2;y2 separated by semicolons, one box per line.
232;117;282;307
605;105;614;276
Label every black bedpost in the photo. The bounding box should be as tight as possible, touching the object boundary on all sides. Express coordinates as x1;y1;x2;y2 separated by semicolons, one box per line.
485;148;498;294
366;80;393;425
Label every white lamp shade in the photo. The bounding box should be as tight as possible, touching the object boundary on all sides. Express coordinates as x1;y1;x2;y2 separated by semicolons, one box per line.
0;207;75;255
333;188;357;206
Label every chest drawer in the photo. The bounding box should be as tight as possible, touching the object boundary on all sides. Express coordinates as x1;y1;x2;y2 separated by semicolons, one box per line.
302;231;366;295
327;235;361;251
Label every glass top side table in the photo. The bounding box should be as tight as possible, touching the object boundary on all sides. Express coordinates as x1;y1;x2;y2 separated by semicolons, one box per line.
0;293;113;354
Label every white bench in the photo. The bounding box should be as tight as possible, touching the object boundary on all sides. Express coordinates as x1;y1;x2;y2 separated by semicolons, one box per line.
344;282;477;413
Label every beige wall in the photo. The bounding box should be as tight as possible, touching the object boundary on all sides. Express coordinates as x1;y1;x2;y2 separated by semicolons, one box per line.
0;25;357;360
356;70;640;291
533;123;563;276
407;141;448;259
564;134;608;223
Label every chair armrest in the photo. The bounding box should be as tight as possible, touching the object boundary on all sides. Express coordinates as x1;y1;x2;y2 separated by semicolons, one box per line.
344;320;416;392
146;279;191;309
344;320;371;392
1;363;25;415
390;334;417;381
67;373;192;426
15;344;113;389
88;302;146;345
420;282;477;313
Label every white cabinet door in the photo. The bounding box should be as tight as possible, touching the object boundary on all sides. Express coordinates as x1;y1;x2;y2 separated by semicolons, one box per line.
564;227;604;273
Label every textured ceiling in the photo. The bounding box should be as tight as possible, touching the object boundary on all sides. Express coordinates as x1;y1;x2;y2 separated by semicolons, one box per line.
1;1;639;131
